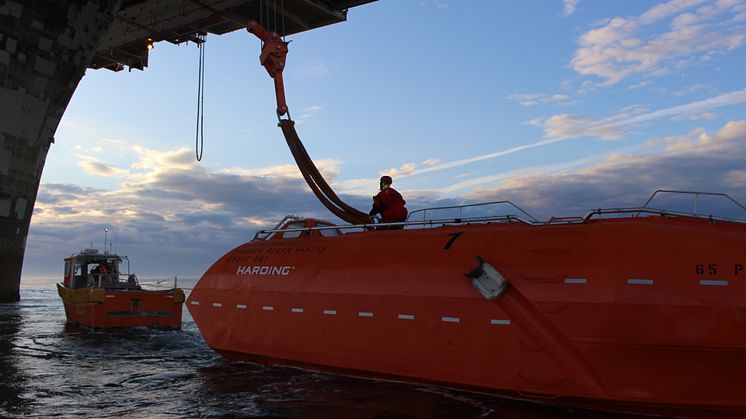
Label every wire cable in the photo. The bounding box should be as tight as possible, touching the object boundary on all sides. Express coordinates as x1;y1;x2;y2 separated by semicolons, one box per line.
195;34;206;161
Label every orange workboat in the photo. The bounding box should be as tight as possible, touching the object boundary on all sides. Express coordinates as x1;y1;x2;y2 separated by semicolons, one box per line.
189;191;746;418
58;249;185;329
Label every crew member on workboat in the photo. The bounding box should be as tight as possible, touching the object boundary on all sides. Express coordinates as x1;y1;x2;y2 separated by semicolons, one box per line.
369;175;407;229
90;265;104;287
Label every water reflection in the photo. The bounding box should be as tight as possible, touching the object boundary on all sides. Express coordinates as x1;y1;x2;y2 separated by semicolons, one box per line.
0;302;28;415
2;286;646;418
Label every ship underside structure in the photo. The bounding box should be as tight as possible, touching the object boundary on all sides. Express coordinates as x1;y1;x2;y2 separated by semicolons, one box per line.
0;0;373;302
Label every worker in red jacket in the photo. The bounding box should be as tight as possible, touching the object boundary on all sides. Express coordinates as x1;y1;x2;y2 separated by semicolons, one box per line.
369;175;408;228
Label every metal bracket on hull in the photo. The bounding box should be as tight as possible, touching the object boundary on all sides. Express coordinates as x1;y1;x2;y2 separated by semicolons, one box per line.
465;256;508;300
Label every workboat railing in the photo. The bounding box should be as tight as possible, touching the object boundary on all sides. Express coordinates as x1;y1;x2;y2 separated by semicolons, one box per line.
252;190;746;239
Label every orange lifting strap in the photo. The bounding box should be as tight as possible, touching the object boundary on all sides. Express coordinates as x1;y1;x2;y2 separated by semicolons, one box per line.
247;20;370;225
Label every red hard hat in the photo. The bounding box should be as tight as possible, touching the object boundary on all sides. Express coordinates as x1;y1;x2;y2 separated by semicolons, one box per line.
380;175;393;185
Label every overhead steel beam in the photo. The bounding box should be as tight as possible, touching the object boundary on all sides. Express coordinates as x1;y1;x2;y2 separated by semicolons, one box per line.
187;0;247;25
91;1;375;71
255;0;312;31
300;0;346;21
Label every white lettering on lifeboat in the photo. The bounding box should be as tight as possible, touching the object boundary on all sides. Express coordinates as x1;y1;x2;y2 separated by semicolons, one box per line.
236;265;294;276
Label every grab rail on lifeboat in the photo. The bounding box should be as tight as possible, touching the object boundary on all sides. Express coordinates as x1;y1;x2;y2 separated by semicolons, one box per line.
251;191;746;240
643;189;746;215
583;207;746;224
407;200;539;224
252;215;535;240
253;215;305;240
585;190;746;224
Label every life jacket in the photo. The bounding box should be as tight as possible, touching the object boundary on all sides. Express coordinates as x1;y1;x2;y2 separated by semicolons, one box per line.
373;187;408;223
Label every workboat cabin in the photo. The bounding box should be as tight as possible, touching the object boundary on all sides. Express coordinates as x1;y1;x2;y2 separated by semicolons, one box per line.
57;249;184;329
63;249;139;290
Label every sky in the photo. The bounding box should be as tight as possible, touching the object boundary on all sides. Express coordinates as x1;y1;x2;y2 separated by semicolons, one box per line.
24;0;746;280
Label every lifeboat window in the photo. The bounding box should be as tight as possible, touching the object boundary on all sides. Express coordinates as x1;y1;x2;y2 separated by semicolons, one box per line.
319;228;339;237
281;222;307;239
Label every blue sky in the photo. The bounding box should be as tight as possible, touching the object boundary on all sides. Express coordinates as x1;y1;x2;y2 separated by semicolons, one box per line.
25;0;746;279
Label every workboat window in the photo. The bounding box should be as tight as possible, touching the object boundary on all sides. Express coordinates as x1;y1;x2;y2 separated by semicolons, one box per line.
281;222;307;239
72;260;85;288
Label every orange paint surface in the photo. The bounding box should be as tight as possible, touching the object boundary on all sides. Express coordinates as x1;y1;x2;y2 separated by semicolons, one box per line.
189;215;746;417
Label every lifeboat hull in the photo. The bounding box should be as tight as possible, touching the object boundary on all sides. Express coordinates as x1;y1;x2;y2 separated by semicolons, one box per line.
188;216;746;417
58;283;185;329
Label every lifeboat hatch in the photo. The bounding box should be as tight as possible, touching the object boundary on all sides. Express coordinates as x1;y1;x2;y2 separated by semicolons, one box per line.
465;256;507;300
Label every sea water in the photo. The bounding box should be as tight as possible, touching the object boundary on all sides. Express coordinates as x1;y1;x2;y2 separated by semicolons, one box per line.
0;279;638;418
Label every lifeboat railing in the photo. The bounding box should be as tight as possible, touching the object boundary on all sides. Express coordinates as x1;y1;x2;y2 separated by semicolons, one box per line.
583;207;746;224
253;215;305;240
584;190;746;224
253;215;535;239
252;191;746;239
406;200;539;224
253;207;746;239
643;189;746;214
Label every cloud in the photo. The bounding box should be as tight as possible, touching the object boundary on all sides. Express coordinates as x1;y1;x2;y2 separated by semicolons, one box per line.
400;137;568;177
27;146;369;279
359;89;746;188
640;0;708;24
535;88;746;139
27;148;457;279
379;162;418;178
225;159;340;180
669;110;717;121
26;120;746;281
571;0;745;84
465;120;746;219
78;158;130;178
673;83;713;97
296;105;324;125
541;114;622;139
419;0;449;9
562;0;580;16
611;88;746;125
294;60;330;80
628;80;653;90
506;93;572;106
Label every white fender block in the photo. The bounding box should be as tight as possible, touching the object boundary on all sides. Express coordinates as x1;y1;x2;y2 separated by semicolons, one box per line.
465;256;508;300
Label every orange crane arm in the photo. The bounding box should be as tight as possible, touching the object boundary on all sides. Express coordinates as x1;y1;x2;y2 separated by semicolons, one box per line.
247;20;289;117
245;20;370;225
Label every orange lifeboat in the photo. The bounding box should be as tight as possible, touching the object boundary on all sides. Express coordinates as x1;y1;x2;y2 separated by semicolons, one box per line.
57;249;184;329
188;191;746;417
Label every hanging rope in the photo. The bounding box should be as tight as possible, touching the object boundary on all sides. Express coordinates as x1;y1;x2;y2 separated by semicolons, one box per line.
281;0;286;40
259;0;264;35
195;33;206;161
